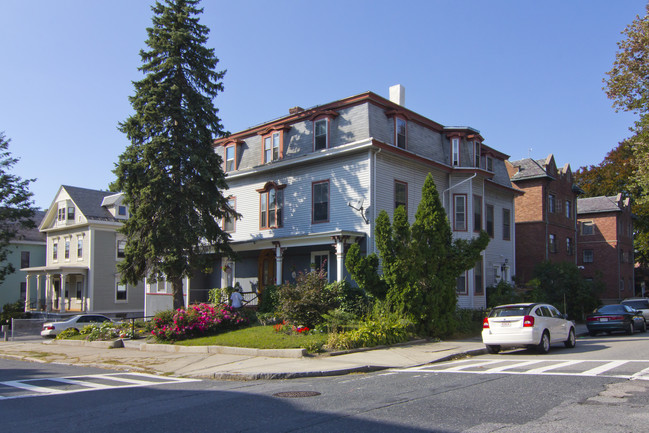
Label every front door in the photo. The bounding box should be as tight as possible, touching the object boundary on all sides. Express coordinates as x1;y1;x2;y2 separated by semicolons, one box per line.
258;249;275;293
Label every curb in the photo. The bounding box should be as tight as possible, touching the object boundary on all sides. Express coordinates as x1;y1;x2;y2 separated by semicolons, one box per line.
138;343;306;358
52;339;124;349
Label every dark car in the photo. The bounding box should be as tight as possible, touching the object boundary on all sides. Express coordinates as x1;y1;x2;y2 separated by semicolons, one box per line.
621;298;649;324
586;304;647;336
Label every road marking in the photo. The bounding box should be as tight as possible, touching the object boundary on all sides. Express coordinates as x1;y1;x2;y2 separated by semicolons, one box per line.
391;359;649;381
0;373;199;400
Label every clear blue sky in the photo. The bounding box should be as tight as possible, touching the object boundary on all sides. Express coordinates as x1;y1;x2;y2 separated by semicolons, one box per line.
1;0;645;210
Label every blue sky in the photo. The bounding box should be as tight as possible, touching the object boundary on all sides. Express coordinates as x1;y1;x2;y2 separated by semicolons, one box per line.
1;0;645;209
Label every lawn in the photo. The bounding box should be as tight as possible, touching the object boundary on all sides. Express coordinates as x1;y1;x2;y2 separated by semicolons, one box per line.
174;324;329;351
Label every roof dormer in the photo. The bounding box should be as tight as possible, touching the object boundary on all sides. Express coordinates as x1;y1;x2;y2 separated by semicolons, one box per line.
101;193;129;219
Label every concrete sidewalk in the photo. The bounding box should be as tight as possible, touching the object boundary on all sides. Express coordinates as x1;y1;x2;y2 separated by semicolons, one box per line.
0;324;589;381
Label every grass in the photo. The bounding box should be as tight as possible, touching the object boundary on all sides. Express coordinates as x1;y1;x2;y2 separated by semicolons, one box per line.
173;324;329;350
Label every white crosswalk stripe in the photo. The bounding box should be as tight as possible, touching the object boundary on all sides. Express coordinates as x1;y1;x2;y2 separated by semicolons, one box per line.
0;372;199;400
391;359;649;381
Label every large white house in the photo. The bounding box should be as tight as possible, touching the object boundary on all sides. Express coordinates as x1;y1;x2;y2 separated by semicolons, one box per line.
176;85;517;310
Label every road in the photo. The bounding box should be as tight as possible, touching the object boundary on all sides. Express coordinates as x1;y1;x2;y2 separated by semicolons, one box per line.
1;333;648;432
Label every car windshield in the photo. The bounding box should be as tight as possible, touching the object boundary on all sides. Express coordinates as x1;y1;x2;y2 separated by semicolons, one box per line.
597;305;626;314
490;306;531;317
622;300;649;309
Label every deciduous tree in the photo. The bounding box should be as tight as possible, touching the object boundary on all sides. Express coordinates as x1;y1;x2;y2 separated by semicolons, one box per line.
113;0;237;309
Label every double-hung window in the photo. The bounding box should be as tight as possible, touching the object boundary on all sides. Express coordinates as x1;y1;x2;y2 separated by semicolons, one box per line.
53;242;58;260
502;208;511;240
263;132;281;163
582;221;594;235
565;200;571;219
452;138;460;166
260;186;283;229
77;236;83;259
583;249;594;263
67;207;75;221
567;237;574;255
549;234;557;253
474;141;481;168
224;197;236;232
454;194;467;231
64;239;70;259
395;118;407;149
313;180;329;223
225;145;236;172
116;282;127;301
486;204;494;237
549;194;556;213
456;272;467;295
21;251;30;268
395;181;407;211
474;258;484;295
473;195;482;232
314;119;328;150
117;240;126;259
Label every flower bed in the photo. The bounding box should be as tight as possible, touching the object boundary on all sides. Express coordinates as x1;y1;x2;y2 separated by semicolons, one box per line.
151;303;249;341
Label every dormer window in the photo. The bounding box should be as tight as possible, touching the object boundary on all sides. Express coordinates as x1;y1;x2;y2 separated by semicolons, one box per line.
314;119;329;150
67;207;75;221
57;208;65;221
452;138;460;166
395;118;407;149
225;145;236;171
118;206;127;216
474;141;481;168
263;132;281;163
257;182;286;229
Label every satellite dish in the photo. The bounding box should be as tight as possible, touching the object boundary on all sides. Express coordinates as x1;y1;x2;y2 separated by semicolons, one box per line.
348;199;369;224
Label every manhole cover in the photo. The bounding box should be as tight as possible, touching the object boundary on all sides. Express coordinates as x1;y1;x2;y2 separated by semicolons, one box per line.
273;391;321;398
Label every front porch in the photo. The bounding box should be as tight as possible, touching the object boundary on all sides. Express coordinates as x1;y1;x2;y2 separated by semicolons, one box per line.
21;265;89;314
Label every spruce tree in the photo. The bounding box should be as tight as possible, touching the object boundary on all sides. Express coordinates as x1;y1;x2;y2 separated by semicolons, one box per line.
114;0;236;309
0;132;35;284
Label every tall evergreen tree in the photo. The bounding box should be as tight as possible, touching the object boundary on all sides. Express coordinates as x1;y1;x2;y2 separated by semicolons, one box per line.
0;132;35;284
114;0;237;309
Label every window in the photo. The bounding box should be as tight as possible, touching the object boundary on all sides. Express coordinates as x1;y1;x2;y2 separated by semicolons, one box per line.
64;239;70;259
502;208;511;240
620;279;625;293
77;236;83;259
259;186;283;229
67;207;75;221
21;251;30;268
451;138;460;166
118;205;127;216
311;251;330;276
395;118;407;149
582;221;594;235
395;181;407;211
473;195;482;232
565;200;572;219
474;259;483;295
474;141;481;168
225;145;236;171
57;208;65;221
620;249;625;263
117;240;126;259
583;249;594;263
313;181;329;223
53;243;58;260
486;156;494;172
566;237;574;255
76;282;82;299
549;234;557;253
20;282;26;301
224;197;236;232
263;132;281;163
549;194;556;213
116;282;127;301
314;119;328;150
486;204;494;237
456;272;467;295
454;195;467;231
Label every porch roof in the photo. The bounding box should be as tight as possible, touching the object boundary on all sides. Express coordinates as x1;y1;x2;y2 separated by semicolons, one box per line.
229;230;367;252
21;265;89;275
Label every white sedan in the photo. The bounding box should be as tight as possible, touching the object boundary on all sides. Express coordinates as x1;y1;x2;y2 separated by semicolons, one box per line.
41;314;112;337
482;303;576;354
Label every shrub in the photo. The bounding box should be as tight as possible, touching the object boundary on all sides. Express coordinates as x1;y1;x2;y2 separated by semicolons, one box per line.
326;315;413;350
150;303;249;341
258;284;280;314
454;308;487;336
56;327;80;339
1;300;29;327
81;322;120;341
333;280;373;317
319;308;359;333
486;280;521;308
277;269;340;328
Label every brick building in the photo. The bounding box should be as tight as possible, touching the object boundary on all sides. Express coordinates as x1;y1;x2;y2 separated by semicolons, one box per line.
577;194;634;303
506;155;581;284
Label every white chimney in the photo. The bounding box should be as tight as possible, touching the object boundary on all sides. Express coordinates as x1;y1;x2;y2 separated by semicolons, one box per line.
389;84;405;106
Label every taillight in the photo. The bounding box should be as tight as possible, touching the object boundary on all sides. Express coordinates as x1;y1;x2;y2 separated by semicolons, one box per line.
523;316;535;327
43;325;54;330
586;317;596;322
483;318;490;329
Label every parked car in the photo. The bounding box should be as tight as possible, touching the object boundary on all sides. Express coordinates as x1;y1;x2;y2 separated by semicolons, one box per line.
41;314;112;337
586;304;646;336
620;297;649;324
482;303;576;354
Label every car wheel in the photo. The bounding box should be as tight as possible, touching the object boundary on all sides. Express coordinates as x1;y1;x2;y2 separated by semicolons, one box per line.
564;328;576;348
626;322;634;335
485;345;501;354
641;321;647;333
537;331;551;354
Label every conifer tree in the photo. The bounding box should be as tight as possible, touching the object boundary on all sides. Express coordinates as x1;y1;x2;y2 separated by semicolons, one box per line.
0;132;35;284
113;0;237;309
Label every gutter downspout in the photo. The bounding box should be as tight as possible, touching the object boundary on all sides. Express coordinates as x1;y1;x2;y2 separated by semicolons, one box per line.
442;173;478;210
371;146;381;255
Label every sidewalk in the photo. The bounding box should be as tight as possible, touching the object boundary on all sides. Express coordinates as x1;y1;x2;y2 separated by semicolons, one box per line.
0;324;588;381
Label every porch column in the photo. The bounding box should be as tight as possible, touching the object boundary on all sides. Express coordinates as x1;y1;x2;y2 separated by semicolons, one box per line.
333;236;348;283
59;273;67;313
24;275;31;312
45;274;52;313
36;275;43;310
273;242;284;286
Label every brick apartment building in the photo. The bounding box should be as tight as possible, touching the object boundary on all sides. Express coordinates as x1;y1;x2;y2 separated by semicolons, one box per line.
506;155;581;284
577;194;634;303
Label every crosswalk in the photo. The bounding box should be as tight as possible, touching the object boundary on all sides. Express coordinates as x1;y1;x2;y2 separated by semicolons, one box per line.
390;358;649;381
0;372;199;400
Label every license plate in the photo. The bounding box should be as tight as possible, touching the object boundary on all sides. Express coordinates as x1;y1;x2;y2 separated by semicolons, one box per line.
500;321;511;327
599;318;608;322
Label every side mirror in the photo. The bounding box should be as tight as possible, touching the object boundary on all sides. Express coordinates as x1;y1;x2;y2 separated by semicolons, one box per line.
562;313;569;320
